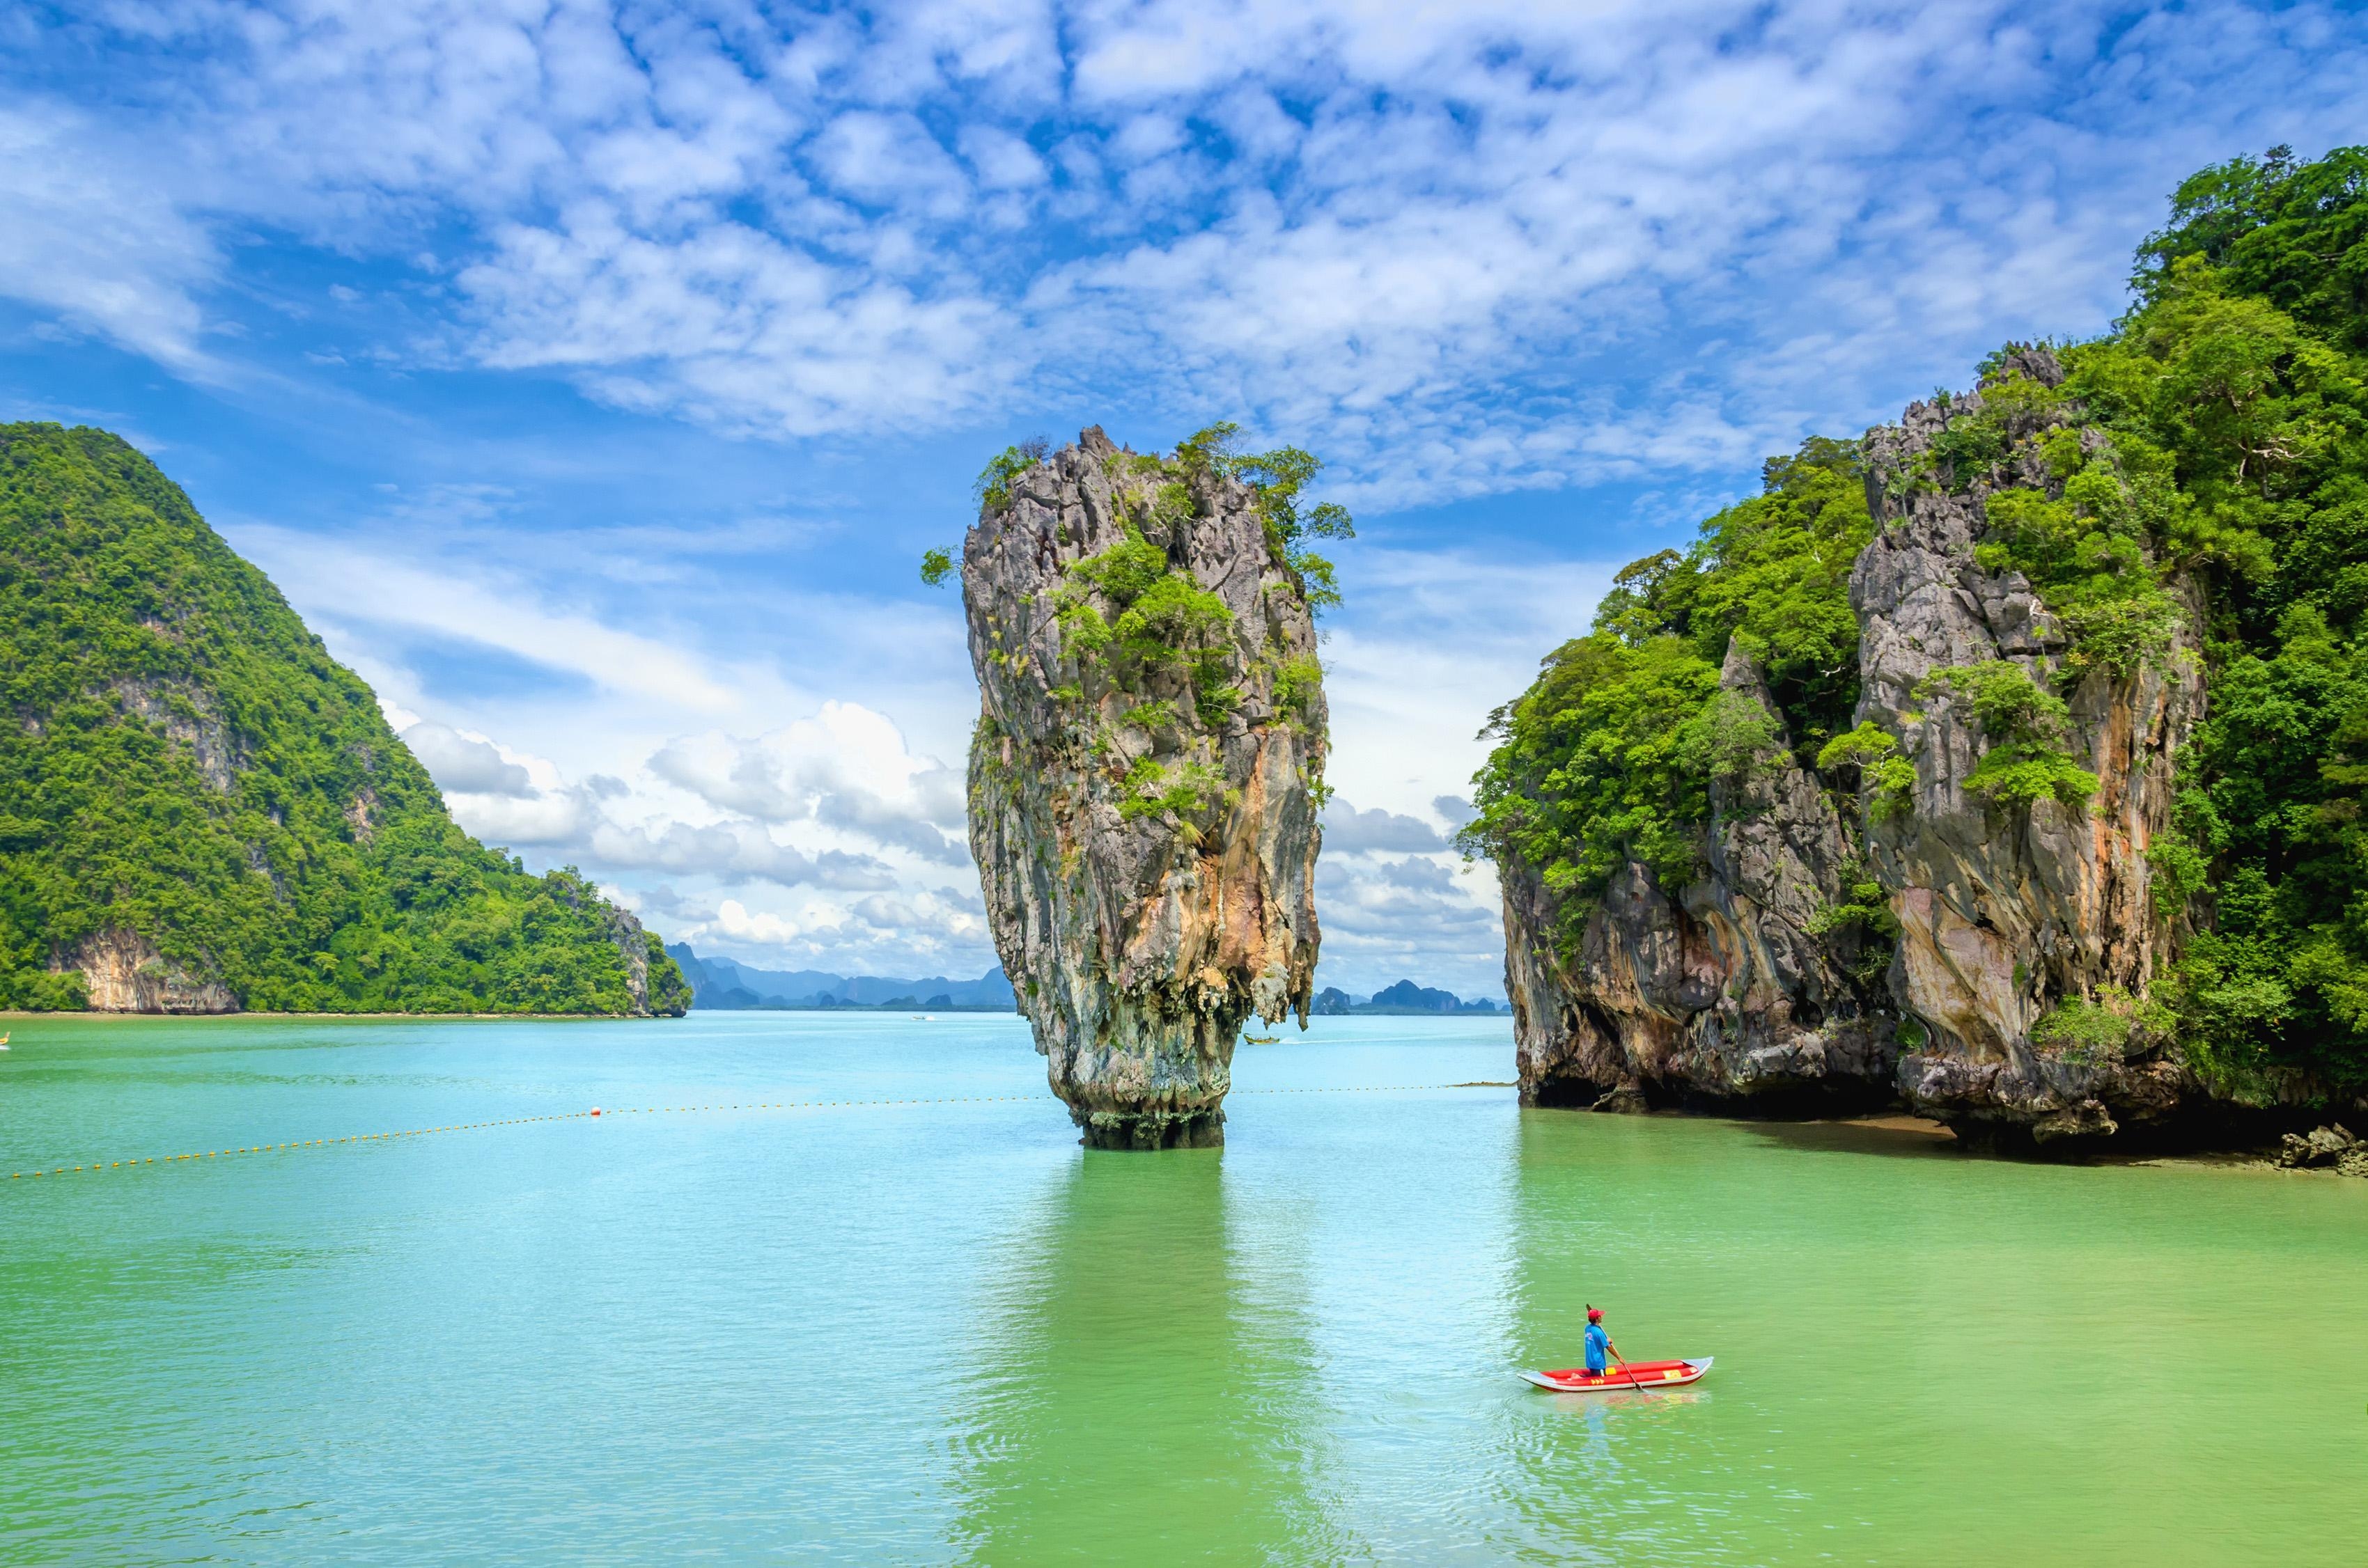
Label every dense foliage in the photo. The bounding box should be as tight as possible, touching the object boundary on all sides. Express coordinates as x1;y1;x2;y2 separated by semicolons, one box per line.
0;424;687;1014
930;423;1355;611
1463;143;2368;1093
2077;145;2368;1090
954;425;1348;832
1458;437;1874;926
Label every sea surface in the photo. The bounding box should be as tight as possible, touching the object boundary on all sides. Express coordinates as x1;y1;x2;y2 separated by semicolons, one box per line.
1;1012;2362;1565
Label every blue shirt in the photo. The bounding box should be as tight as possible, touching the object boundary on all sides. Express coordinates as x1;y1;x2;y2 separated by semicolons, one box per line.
1584;1323;1610;1372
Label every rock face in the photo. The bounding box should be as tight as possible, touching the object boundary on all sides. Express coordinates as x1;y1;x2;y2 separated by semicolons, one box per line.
1855;351;2205;1147
52;907;685;1016
1502;352;2212;1147
56;928;239;1013
963;428;1324;1148
1506;643;1900;1115
2274;1124;2367;1176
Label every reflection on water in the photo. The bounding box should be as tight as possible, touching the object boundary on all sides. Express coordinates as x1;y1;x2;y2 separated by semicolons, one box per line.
947;1148;1357;1563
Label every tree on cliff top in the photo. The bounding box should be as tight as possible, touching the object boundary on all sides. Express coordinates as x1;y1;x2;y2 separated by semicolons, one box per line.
2074;144;2368;1090
0;423;688;1014
1458;437;1874;931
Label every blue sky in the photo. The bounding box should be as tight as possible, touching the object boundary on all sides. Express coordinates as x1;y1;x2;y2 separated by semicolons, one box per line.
4;1;2365;998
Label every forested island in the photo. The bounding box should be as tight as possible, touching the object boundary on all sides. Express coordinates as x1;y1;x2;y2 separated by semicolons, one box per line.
1462;146;2368;1151
0;424;687;1017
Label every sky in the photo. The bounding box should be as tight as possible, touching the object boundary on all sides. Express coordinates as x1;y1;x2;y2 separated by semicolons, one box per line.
4;1;2365;999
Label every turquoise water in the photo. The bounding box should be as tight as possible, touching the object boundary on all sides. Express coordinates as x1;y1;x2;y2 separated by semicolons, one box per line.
1;1012;2362;1565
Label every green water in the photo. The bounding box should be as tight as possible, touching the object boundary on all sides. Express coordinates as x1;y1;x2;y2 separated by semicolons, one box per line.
1;1014;2361;1565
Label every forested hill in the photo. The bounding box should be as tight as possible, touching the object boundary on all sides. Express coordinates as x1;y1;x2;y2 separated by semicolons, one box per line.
1463;145;2368;1140
0;423;690;1016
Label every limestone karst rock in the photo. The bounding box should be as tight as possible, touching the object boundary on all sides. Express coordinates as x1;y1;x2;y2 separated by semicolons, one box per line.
962;428;1324;1148
1495;352;2213;1147
1853;350;2204;1145
1503;641;1899;1117
0;421;690;1017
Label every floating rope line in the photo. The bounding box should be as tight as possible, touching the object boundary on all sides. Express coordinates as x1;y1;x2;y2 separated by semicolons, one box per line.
6;1082;1517;1181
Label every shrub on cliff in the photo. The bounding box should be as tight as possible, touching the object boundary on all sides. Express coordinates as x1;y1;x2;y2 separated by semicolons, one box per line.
0;423;687;1014
1459;434;1873;923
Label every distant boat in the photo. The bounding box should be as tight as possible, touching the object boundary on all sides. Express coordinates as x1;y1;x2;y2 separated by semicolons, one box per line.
1243;1033;1279;1045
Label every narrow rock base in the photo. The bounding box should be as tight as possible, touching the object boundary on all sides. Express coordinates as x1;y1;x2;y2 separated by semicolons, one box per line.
1074;1108;1225;1150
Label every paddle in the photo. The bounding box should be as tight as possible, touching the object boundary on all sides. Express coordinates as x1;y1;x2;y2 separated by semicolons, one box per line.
1587;1303;1646;1394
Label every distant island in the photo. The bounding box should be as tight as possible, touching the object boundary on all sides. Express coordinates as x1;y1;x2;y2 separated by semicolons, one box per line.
1314;980;1502;1016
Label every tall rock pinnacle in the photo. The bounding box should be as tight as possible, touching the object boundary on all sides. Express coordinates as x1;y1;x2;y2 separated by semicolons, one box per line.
962;426;1325;1148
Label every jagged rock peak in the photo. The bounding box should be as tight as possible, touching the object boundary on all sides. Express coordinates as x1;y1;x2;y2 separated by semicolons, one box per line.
962;428;1325;1148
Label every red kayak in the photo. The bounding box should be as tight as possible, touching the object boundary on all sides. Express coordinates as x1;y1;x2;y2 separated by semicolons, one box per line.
1522;1357;1712;1391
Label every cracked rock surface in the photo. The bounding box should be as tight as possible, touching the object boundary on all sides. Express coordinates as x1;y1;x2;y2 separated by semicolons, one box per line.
963;428;1323;1148
1503;352;2222;1147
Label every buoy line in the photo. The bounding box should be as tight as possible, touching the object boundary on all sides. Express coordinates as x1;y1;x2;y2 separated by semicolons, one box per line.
5;1082;1517;1182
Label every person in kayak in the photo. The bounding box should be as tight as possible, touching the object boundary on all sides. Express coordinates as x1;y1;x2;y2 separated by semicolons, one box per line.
1584;1306;1621;1378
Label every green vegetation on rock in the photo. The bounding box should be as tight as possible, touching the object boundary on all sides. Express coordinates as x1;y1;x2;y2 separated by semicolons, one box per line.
948;425;1350;839
0;423;688;1015
1459;435;1874;922
1913;661;2098;809
1465;143;2368;1092
2033;146;2368;1090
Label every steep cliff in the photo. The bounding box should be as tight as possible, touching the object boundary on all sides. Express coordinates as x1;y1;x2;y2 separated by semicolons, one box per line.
1502;640;1899;1115
0;422;688;1017
1472;145;2368;1148
1853;352;2206;1144
1483;359;2213;1146
961;426;1328;1147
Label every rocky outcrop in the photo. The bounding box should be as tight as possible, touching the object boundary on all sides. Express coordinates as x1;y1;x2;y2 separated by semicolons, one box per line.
54;927;239;1012
1855;351;2205;1147
963;428;1323;1148
111;679;246;792
2274;1124;2368;1176
1506;643;1899;1115
603;907;689;1018
1502;351;2218;1148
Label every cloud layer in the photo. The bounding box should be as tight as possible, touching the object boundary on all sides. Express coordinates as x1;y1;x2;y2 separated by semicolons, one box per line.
13;3;2368;502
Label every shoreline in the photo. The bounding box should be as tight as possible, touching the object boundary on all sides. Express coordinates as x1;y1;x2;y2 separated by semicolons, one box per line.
0;1009;678;1022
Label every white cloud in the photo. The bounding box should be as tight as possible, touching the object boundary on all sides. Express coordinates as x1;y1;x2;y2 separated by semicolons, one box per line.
1315;852;1505;999
11;2;2366;495
1321;797;1446;854
1321;546;1619;823
228;523;737;710
648;703;967;864
586;819;898;890
0;104;218;371
400;720;536;797
458;205;1012;436
715;897;804;946
959;124;1048;190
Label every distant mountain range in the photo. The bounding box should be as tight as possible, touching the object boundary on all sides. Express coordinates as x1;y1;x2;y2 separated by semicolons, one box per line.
666;945;1017;1010
669;945;1502;1017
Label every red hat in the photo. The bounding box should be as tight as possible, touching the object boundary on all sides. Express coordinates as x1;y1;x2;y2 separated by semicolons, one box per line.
1587;1308;1603;1322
